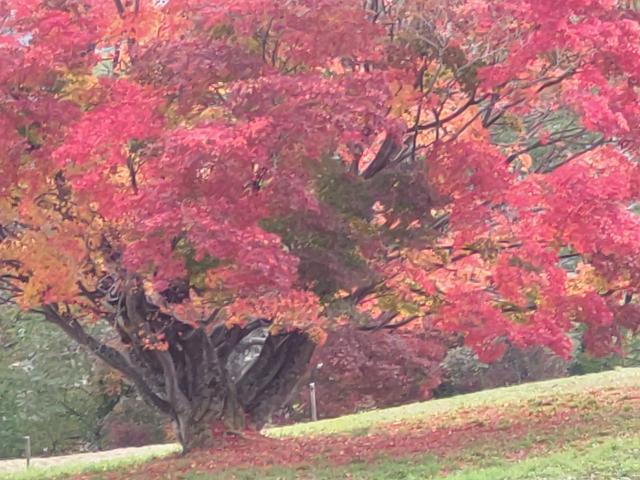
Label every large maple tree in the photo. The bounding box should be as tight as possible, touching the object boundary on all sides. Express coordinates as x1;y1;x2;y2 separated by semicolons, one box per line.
2;0;640;450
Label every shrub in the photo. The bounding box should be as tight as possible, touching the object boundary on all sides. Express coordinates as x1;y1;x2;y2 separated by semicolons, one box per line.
101;395;169;449
435;344;569;397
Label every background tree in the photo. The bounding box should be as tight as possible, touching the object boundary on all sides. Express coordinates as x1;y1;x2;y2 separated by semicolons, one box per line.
0;310;125;458
2;0;640;451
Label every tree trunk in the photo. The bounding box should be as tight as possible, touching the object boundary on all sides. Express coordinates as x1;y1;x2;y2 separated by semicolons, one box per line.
174;326;315;452
42;299;316;453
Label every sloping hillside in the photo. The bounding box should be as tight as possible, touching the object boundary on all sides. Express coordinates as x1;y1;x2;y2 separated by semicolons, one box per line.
3;369;640;479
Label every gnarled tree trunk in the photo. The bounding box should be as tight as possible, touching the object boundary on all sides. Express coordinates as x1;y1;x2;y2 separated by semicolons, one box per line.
41;278;315;452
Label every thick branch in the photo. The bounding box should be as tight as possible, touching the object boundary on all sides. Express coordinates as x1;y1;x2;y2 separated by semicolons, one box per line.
155;349;192;419
113;0;125;17
240;332;315;427
41;305;171;414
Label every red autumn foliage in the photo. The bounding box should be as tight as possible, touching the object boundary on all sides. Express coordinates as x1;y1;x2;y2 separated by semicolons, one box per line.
2;0;640;447
276;328;449;422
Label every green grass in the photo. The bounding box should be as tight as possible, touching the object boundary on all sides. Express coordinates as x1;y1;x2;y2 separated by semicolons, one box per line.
0;444;180;480
184;435;640;479
444;435;640;480
268;368;640;438
183;457;443;480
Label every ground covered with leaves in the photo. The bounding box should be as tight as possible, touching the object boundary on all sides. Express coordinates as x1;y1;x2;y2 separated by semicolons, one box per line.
57;369;640;480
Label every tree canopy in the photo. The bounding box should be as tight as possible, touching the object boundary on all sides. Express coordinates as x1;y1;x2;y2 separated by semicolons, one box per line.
1;0;640;449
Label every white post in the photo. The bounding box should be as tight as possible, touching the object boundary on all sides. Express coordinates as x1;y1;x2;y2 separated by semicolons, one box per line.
309;382;318;421
24;436;31;469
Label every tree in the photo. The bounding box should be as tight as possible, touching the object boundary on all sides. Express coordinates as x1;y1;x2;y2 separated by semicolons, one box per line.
0;310;124;457
2;0;640;451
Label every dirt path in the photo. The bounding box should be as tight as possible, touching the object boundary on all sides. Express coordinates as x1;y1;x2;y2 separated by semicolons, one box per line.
0;444;178;476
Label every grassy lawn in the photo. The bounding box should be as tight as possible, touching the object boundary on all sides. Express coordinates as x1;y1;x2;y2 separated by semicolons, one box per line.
268;368;640;438
184;435;640;479
2;368;640;480
445;435;640;480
